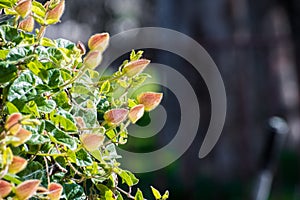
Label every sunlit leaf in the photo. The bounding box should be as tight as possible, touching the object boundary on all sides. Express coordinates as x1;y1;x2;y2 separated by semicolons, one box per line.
134;189;144;200
151;186;161;199
7;70;43;102
75;149;93;167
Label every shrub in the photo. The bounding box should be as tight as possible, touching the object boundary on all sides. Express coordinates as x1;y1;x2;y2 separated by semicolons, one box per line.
0;0;168;199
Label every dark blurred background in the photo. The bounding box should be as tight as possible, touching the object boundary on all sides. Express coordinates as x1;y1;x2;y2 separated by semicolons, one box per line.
45;0;300;199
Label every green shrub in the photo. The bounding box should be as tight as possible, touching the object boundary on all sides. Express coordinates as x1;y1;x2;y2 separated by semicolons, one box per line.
0;0;168;199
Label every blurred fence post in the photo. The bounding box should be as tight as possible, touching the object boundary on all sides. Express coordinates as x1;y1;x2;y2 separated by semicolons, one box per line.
253;116;289;200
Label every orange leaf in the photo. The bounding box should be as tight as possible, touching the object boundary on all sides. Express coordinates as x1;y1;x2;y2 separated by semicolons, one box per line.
80;133;104;151
15;180;40;200
11;128;32;147
123;59;150;77
129;104;145;123
5;113;22;135
88;33;109;52
137;92;163;111
83;50;102;69
48;183;63;200
104;109;128;126
15;0;32;18
8;156;27;174
0;180;12;198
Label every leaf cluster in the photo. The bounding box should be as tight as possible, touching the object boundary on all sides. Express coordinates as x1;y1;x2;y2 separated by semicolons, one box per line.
0;0;168;199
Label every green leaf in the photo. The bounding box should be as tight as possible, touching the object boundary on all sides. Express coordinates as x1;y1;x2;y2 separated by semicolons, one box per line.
131;73;151;87
34;46;49;60
116;191;124;200
63;183;85;200
66;149;76;163
4;8;17;16
75;149;93;167
6;46;34;61
32;14;45;25
105;129;116;142
130;50;143;61
50;110;77;132
96;184;114;200
127;171;139;185
26;131;50;145
151;186;161;199
118;170;133;186
4;136;21;146
37;119;46;134
55;156;67;168
32;1;46;17
49;0;60;9
47;47;63;63
35;84;52;93
89;149;102;162
19;32;35;45
60;68;72;81
6;102;19;114
45;120;77;150
2;174;21;185
2;147;13;166
0;0;14;9
71;85;94;96
53;91;71;110
118;170;139;186
35;98;56;113
41;37;56;47
46;18;60;25
162;190;169;200
0;25;22;44
134;189;144;200
25;122;50;145
17;161;44;180
27;60;43;76
22;101;40;117
58;47;74;63
100;80;110;94
0;62;17;83
0;49;9;59
88;69;99;80
47;69;63;88
127;98;137;108
7;70;43;102
57;108;76;122
51;128;77;150
103;143;121;160
117;79;129;88
55;38;76;50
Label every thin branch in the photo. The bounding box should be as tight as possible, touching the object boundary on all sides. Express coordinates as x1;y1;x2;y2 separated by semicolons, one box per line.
66;158;83;176
43;156;50;186
103;120;131;146
116;186;135;199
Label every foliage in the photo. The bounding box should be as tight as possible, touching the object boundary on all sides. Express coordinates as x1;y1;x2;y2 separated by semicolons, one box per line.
0;0;168;199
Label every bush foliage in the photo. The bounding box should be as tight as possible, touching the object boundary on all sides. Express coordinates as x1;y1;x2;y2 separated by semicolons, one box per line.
0;0;168;199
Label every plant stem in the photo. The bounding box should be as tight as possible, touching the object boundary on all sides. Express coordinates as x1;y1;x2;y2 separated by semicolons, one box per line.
116;186;135;199
43;156;50;186
27;152;67;157
103;120;131;146
93;74;125;86
58;67;87;89
7;54;37;65
37;25;47;42
66;158;83;176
